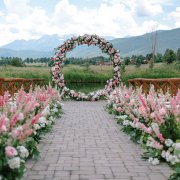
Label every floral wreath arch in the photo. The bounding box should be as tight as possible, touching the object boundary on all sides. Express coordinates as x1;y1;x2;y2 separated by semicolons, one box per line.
52;34;122;101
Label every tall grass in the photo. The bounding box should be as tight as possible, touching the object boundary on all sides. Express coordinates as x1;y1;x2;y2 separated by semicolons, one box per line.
0;66;52;84
62;65;113;83
122;63;180;85
0;63;179;90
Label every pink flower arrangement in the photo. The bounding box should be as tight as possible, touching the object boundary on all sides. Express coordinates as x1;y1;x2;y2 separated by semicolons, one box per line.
107;84;180;176
0;86;62;179
51;34;122;101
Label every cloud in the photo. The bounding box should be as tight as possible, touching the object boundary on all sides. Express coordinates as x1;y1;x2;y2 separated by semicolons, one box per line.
169;7;180;27
0;0;177;46
130;0;163;17
3;0;31;17
103;0;163;17
52;0;141;37
0;11;3;17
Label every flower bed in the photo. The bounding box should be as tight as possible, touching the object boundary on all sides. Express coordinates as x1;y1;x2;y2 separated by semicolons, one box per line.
106;85;180;179
52;34;122;101
0;86;62;180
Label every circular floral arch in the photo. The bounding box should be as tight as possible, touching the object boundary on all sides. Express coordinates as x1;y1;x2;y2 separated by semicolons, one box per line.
52;34;122;101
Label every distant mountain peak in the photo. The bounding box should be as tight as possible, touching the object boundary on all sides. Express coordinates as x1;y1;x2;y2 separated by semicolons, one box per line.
0;28;179;59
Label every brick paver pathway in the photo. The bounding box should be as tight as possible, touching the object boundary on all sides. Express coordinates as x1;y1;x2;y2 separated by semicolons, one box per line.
23;101;172;180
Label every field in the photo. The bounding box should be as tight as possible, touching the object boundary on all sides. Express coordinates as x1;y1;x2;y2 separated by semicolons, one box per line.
0;63;179;92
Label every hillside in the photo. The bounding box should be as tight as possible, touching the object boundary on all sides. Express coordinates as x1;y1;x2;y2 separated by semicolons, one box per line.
0;28;179;58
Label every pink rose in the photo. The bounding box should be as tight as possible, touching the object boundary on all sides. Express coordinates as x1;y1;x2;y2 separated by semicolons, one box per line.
5;146;18;158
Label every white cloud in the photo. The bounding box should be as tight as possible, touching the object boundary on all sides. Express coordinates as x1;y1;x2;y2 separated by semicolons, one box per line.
103;0;163;17
0;11;3;17
130;0;163;17
52;1;141;37
169;7;180;27
0;0;177;46
4;0;31;17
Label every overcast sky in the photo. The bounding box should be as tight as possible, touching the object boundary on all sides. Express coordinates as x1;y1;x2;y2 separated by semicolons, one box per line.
0;0;179;46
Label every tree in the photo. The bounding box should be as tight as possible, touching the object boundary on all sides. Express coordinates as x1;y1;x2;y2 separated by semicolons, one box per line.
175;48;180;70
124;57;130;65
177;48;180;62
135;57;141;68
155;53;163;63
163;49;176;64
146;53;153;61
11;57;24;67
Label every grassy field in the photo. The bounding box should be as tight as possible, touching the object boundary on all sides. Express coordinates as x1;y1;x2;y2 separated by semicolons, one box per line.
0;63;179;92
122;63;180;85
0;66;52;84
62;65;112;83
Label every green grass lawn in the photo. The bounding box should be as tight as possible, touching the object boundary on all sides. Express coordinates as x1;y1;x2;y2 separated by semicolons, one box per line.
0;63;179;92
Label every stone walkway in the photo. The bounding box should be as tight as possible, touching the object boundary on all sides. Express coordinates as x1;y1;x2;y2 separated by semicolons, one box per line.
23;101;172;180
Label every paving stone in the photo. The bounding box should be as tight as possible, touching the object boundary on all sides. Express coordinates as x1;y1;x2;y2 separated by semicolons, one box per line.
23;101;172;180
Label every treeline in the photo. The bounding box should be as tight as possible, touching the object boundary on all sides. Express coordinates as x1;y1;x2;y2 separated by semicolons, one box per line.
63;56;109;65
24;57;50;64
0;57;25;67
0;48;179;67
123;48;180;67
25;56;110;66
0;57;51;67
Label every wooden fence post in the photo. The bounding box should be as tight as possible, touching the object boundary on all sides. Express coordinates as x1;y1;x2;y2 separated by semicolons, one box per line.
0;78;4;96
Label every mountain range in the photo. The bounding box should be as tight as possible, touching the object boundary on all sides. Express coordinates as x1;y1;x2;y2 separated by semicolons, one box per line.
0;28;180;59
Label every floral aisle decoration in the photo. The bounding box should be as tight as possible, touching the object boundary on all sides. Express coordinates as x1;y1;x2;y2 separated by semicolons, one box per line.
0;86;62;180
106;85;180;179
51;34;122;101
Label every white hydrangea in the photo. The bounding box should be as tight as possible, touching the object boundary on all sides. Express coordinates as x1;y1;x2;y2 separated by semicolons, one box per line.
53;108;59;113
146;141;153;147
165;139;174;147
49;116;55;122
123;120;130;126
161;150;166;158
33;124;41;130
165;151;171;162
169;155;179;165
151;123;159;129
40;123;46;127
120;115;128;120
70;90;75;94
129;122;136;128
64;87;69;91
173;142;180;150
8;157;20;169
37;116;46;124
148;157;159;165
42;106;50;116
148;157;153;162
17;146;29;158
151;158;160;165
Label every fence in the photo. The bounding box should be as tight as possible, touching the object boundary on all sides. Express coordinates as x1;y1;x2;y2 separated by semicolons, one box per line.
0;78;45;96
128;78;180;96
